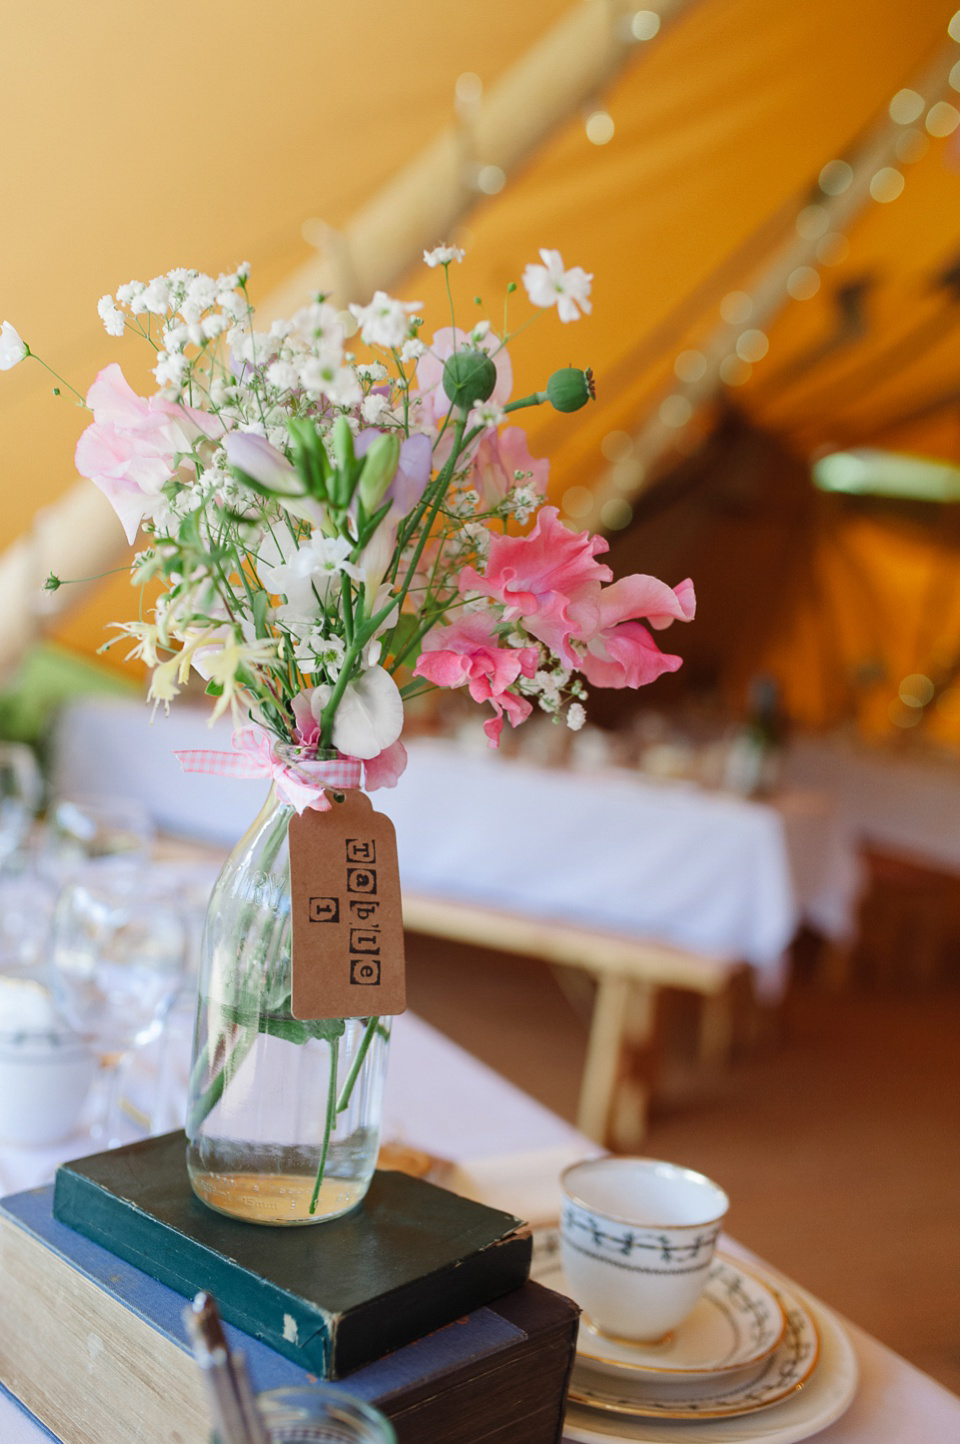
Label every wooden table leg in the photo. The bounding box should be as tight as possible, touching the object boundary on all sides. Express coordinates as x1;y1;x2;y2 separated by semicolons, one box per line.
577;973;630;1144
578;976;658;1149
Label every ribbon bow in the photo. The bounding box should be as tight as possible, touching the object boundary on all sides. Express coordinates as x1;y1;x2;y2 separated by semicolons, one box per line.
174;727;362;813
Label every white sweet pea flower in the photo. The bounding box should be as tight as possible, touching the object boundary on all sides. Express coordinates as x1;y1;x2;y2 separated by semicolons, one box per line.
310;664;404;759
522;249;593;322
349;291;422;349
0;322;28;370
97;296;126;337
423;244;466;268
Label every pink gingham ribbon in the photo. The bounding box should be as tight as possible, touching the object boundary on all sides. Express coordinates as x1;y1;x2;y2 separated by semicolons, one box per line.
174;727;362;814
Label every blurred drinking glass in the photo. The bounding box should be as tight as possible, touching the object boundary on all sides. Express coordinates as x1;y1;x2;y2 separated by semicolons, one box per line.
49;861;188;1148
0;743;43;866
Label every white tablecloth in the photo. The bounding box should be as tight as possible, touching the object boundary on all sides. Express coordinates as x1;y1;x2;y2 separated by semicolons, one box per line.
783;733;960;872
52;705;861;994
1;1011;957;1443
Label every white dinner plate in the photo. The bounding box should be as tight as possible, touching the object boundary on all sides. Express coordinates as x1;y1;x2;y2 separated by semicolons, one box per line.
559;1284;858;1444
536;1246;785;1385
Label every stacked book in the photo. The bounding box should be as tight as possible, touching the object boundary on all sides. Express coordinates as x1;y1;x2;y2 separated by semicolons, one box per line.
0;1132;579;1443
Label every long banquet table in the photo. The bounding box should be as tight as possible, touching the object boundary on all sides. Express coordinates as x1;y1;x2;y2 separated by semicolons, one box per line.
53;704;862;999
1;1011;958;1443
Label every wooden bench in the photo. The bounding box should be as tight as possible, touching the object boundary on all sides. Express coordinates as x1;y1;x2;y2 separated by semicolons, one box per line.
401;892;743;1150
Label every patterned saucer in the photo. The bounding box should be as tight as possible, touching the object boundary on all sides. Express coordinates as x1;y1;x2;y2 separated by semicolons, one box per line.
568;1285;819;1421
532;1241;785;1386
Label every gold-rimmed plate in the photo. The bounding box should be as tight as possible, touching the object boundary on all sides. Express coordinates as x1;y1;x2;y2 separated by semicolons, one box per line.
532;1240;785;1386
567;1284;819;1420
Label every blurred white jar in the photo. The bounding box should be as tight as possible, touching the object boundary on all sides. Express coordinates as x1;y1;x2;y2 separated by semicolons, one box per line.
0;971;96;1147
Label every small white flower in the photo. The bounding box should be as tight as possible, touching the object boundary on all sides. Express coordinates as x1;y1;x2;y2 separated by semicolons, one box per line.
116;280;144;307
468;320;492;345
266;359;300;391
349;291;421;349
473;401;506;429
566;702;587;731
201;313;227;340
356;362;388;383
97;295;126;337
361;393;390;424
140;276;173;316
400;338;426;363
423;244;466;268
0;321;28;370
522;249;593;322
153;351;189;389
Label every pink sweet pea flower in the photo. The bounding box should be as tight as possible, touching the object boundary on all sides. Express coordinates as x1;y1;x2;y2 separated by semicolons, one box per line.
75;363;222;542
414;610;538;747
572;575;696;689
471;427;549;510
459;506;612;667
481;689;533;748
363;739;408;790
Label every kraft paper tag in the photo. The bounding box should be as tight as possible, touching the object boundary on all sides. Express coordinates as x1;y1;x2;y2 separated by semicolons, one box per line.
289;791;407;1020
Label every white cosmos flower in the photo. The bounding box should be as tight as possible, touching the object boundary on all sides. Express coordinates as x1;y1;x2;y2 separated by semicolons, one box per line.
309;664;404;759
423;244;466;268
349;291;421;349
299;352;362;408
522;249;593;322
0;321;28;370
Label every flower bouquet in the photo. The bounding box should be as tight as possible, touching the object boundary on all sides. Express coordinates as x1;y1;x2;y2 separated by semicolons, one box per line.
3;247;694;1222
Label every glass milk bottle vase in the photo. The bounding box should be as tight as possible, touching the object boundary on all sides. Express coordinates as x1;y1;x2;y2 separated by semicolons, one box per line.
185;779;390;1226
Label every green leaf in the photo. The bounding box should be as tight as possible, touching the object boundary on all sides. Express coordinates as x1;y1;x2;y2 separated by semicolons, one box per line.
252;590;270;639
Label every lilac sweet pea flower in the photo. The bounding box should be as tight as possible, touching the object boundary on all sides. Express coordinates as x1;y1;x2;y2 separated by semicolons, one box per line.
355;430;432;516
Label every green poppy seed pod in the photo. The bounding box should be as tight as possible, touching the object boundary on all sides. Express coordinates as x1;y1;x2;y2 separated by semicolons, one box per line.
546;366;596;413
358;432;401;509
442;349;498;411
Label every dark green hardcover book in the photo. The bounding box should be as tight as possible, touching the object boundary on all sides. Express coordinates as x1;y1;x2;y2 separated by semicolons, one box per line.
52;1130;532;1378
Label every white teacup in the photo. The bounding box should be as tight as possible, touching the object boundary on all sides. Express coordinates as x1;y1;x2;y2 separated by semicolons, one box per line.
560;1156;729;1343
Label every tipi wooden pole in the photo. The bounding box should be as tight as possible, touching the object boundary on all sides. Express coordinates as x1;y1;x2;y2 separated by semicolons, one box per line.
0;0;700;678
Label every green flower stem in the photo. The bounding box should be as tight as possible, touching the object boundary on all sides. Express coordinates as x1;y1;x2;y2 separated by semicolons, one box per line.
185;1022;259;1136
25;350;88;405
335;1016;380;1113
310;1034;341;1215
503;391;549;413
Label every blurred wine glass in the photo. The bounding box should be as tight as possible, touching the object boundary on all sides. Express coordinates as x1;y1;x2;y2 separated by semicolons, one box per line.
0;743;43;867
48;861;189;1148
39;793;155;886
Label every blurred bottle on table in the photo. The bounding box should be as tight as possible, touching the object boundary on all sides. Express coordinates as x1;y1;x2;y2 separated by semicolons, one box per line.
724;675;786;798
